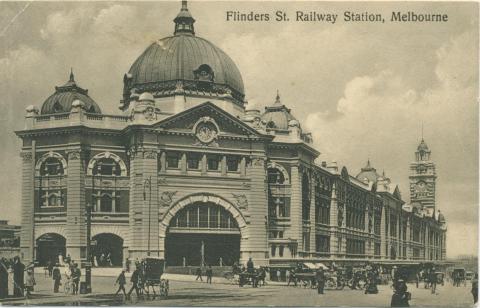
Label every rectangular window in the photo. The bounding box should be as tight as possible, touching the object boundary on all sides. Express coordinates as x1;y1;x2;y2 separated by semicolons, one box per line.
316;235;330;253
226;156;239;172
271;245;276;257
166;153;179;169
279;245;284;257
187;154;200;170
207;155;220;171
374;243;381;256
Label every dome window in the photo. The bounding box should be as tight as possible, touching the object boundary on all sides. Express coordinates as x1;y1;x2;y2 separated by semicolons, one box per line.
194;64;214;83
53;101;63;113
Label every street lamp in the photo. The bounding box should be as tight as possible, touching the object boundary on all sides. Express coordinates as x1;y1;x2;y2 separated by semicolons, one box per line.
143;176;152;256
84;163;100;294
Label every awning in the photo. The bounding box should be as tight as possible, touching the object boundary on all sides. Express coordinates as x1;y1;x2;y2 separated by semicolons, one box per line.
303;262;329;270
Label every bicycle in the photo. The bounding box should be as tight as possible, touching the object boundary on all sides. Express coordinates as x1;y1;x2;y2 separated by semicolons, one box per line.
64;278;74;295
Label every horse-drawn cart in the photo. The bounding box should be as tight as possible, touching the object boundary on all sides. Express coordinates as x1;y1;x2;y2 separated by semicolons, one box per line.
142;257;169;298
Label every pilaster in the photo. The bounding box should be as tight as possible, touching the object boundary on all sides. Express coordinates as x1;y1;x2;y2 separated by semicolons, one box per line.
329;182;338;257
66;149;86;262
243;156;268;265
289;165;303;252
20;150;35;262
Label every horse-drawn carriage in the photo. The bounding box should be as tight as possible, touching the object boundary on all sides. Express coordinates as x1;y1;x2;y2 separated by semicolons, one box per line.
141;257;169;298
238;268;267;287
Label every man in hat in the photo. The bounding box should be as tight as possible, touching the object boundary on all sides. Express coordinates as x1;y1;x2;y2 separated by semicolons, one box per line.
315;268;325;294
52;264;61;293
12;256;25;297
115;270;127;297
429;267;437;294
71;263;81;295
0;258;8;299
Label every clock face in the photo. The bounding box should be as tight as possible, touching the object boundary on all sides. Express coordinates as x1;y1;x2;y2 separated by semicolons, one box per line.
416;165;427;174
416;181;426;192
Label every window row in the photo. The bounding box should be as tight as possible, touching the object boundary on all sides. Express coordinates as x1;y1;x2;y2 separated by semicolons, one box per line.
38;153;126;177
346;239;365;255
161;152;242;173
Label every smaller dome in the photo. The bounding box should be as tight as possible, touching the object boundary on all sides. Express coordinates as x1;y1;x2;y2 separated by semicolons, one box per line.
138;92;154;102
262;91;298;130
40;70;101;115
356;159;381;183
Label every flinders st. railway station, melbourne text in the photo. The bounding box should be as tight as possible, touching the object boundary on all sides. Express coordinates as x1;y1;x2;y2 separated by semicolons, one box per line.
16;1;446;270
226;10;448;24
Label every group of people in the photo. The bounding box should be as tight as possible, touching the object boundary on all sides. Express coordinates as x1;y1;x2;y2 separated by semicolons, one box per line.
114;259;164;299
194;265;214;284
0;256;35;299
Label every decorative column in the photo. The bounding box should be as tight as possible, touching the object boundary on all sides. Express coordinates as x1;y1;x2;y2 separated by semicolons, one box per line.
329;182;338;258
380;205;387;259
406;217;412;259
66;149;86;263
309;175;316;257
20;150;35;262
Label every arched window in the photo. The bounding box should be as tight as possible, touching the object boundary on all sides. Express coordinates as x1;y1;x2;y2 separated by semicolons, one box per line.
40;157;64;176
53;101;63;113
268;168;285;184
100;193;113;212
302;173;310;221
93;158;121;176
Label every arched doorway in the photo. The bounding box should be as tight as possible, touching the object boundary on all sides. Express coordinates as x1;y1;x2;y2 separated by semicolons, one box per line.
165;202;241;266
36;233;66;266
92;233;124;267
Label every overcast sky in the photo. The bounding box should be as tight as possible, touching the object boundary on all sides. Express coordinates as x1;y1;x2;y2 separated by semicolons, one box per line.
0;1;477;257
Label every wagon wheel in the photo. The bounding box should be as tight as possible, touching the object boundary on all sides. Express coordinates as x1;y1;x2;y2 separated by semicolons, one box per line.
357;279;366;290
325;278;336;289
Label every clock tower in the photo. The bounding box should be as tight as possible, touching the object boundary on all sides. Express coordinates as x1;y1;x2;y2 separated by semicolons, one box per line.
409;138;437;217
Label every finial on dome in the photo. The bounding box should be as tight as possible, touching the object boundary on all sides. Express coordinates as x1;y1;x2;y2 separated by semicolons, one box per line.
274;90;282;106
174;0;195;36
69;67;75;82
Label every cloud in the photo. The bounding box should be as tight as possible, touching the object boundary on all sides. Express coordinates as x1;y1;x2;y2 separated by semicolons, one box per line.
304;30;478;257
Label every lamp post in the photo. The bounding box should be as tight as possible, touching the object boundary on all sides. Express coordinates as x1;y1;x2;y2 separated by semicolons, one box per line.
85;163;100;294
143;176;152;256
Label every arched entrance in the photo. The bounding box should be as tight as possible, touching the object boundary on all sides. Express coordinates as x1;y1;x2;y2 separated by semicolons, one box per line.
92;233;124;267
36;233;66;266
165;201;241;266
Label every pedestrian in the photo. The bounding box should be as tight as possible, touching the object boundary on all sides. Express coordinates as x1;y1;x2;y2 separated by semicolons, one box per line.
429;268;437;294
71;263;81;295
12;256;25;297
24;264;35;298
127;265;141;299
125;258;131;273
415;271;420;288
206;265;213;284
247;257;254;273
52;264;61;293
391;279;410;307
471;273;478;304
0;258;9;299
195;267;203;282
316;268;325;294
115;270;127;297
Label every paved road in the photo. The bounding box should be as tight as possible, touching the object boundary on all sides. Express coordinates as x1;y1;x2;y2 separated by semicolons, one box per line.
1;274;475;307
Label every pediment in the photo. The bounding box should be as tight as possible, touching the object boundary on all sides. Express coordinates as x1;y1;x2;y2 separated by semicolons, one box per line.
153;102;266;139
